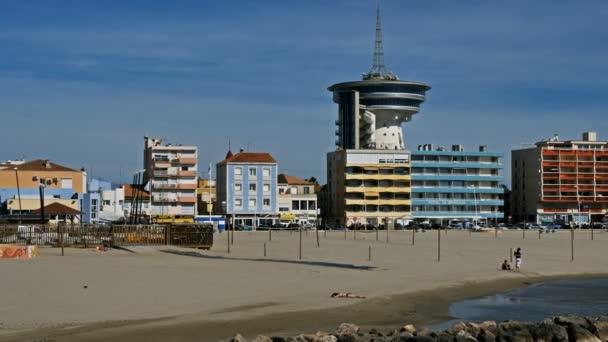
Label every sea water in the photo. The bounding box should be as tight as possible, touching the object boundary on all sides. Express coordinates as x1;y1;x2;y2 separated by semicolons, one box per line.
432;278;608;330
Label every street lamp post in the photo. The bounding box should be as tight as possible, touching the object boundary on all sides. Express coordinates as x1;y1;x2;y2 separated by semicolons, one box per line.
38;179;46;223
14;167;23;223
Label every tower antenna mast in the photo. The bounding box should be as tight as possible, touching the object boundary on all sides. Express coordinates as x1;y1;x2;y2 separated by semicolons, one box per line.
364;1;397;80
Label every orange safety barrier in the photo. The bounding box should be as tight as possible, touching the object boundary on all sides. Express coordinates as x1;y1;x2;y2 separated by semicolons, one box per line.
0;245;39;259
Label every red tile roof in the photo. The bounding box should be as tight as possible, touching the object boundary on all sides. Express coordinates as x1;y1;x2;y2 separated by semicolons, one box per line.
221;151;276;164
32;203;83;215
0;159;80;172
122;184;150;199
278;174;313;186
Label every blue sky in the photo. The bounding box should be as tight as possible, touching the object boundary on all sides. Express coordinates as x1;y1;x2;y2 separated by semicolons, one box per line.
1;0;607;185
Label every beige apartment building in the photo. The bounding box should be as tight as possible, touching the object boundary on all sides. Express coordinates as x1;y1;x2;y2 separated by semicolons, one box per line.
143;137;198;221
326;149;411;227
277;174;317;226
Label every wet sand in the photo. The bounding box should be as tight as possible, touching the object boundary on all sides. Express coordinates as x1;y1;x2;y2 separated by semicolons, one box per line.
1;229;607;341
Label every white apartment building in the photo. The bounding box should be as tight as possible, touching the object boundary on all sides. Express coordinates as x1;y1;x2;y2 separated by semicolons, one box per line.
143;137;198;219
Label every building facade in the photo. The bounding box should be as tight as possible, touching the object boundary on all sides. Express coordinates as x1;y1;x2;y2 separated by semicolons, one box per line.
277;174;317;225
512;132;608;225
325;3;430;228
411;145;504;225
81;179;125;224
216;150;278;227
327;149;412;227
0;160;86;218
196;178;216;215
143;137;198;221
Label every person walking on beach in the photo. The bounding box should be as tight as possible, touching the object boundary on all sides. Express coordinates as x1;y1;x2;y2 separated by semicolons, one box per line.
514;247;523;272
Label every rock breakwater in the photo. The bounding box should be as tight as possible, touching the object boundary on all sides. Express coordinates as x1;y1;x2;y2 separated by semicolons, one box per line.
227;315;608;342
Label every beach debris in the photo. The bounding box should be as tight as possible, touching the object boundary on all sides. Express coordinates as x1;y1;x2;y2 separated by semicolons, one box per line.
250;335;272;342
330;292;366;299
83;285;88;289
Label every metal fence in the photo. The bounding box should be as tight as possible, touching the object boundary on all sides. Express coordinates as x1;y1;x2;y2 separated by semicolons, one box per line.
0;224;213;249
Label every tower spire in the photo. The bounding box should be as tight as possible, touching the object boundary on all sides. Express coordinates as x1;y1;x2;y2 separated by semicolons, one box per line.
363;0;397;80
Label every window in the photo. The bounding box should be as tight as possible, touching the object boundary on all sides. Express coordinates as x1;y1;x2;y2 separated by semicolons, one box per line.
249;198;256;208
292;200;300;210
263;184;270;192
234;167;242;176
249;167;257;176
61;178;73;189
235;198;242;207
233;183;242;192
263;168;271;177
303;187;310;194
279;207;289;212
249;183;257;192
103;200;111;206
263;198;270;207
181;166;188;171
308;201;316;210
291;187;297;194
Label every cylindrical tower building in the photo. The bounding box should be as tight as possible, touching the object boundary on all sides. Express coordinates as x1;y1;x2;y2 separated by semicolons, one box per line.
328;80;430;150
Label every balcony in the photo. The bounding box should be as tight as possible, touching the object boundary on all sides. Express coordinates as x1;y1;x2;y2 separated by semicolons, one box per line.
177;183;197;190
154;160;171;168
177;170;196;177
178;197;196;203
152;196;177;203
153;183;177;190
172;157;197;165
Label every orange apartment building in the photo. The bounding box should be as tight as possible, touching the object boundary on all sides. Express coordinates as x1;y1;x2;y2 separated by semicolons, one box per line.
0;159;86;215
512;132;608;225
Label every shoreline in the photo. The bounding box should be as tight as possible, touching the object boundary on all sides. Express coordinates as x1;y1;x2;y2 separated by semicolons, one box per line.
4;272;608;342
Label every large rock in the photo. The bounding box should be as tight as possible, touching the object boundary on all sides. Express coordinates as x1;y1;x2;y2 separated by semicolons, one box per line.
455;330;477;342
434;332;455;342
447;322;468;335
554;315;594;331
271;338;287;342
252;336;273;342
317;336;338;342
410;336;437;342
232;334;248;342
530;319;568;342
592;316;608;341
334;323;360;337
390;331;414;342
476;329;495;342
566;323;601;342
401;325;417;334
497;321;534;342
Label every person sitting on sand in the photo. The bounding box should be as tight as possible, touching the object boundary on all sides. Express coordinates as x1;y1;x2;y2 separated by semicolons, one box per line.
331;292;366;299
501;260;512;271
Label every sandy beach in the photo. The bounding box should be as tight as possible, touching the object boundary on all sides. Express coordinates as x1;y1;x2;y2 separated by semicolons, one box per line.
1;228;607;341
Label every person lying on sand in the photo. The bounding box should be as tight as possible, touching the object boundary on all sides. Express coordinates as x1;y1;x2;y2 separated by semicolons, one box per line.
331;292;366;299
